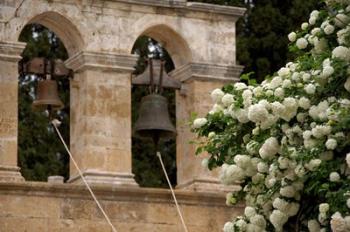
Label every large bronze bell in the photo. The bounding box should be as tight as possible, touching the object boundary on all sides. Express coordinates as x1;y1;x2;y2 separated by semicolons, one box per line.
32;79;64;111
134;94;176;142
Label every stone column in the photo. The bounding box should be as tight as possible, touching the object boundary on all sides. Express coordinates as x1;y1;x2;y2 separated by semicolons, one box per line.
172;62;243;192
65;51;138;186
0;41;25;182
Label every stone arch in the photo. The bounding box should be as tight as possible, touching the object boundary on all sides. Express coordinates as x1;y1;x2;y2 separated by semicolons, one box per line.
131;24;192;67
18;11;84;57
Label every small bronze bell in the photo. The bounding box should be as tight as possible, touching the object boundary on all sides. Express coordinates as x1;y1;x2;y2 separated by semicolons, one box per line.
134;94;176;142
32;79;64;111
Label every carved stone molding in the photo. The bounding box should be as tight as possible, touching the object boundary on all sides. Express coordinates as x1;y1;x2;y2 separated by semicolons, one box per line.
0;165;24;182
68;170;139;187
0;41;26;62
170;62;243;83
65;51;138;72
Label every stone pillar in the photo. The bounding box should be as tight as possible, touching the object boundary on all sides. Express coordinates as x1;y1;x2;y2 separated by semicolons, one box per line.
172;62;243;192
65;51;138;186
0;41;25;182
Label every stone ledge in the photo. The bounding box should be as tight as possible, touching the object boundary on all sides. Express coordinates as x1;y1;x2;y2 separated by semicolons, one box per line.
68;170;139;187
108;0;246;17
170;62;243;83
65;51;138;72
186;2;246;17
0;41;26;62
0;181;232;207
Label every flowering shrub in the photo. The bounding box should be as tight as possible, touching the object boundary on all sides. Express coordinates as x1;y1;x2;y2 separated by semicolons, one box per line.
192;1;350;231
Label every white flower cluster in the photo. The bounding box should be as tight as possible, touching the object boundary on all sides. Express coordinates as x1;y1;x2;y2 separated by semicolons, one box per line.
192;2;350;232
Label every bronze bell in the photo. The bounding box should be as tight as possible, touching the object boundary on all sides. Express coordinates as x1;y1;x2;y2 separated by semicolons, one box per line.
32;79;64;111
134;94;176;142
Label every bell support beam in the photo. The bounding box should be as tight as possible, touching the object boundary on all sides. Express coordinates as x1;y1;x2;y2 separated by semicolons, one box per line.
0;41;25;182
171;62;243;192
65;51;139;186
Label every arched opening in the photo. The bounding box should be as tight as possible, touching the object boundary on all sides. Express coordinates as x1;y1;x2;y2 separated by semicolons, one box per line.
130;24;192;67
131;36;177;187
18;24;70;181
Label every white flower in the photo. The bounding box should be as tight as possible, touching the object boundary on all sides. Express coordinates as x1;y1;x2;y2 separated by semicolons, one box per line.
319;203;330;214
242;89;253;107
259;137;280;160
208;132;215;139
308;220;321;232
334;13;350;27
311;27;321;36
250;214;266;228
248;103;269;123
257;162;269;173
331;212;347;232
270;210;288;230
288;32;297;42
305;159;322;171
324;24;335;35
330;172;340;182
326;138;337;150
234;155;251;169
322;65;334;78
305;84;316;94
312;125;332;138
234;82;247;91
347;199;350;209
346;153;350;168
193;118;207;128
344;77;350;92
220;164;245;185
274;88;284;98
211;88;224;103
222;93;234;106
236;219;247;231
298;97;311;109
278;157;289;169
223;222;234;232
235;109;249;123
244;206;256;218
278;67;290;77
309;16;317;25
332;46;350;61
282;79;292;89
201;158;209;168
280;185;296;198
296;38;308;49
253;86;263;97
314;38;328;54
302;73;311;82
301;22;309;30
310;10;319;19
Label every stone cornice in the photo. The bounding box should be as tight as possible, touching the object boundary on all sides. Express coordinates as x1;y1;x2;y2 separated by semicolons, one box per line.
170;62;243;83
186;2;246;17
0;41;26;62
0;181;235;207
65;51;138;72
107;0;246;18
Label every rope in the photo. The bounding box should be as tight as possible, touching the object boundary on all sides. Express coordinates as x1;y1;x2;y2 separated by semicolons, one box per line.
156;152;189;232
51;119;117;232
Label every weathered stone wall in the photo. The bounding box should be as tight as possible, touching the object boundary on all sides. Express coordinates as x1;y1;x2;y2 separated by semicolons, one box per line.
0;182;244;232
0;1;245;230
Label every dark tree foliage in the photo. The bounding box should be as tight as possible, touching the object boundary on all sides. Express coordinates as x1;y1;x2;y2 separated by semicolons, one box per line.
18;24;70;181
236;0;323;82
131;36;177;187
